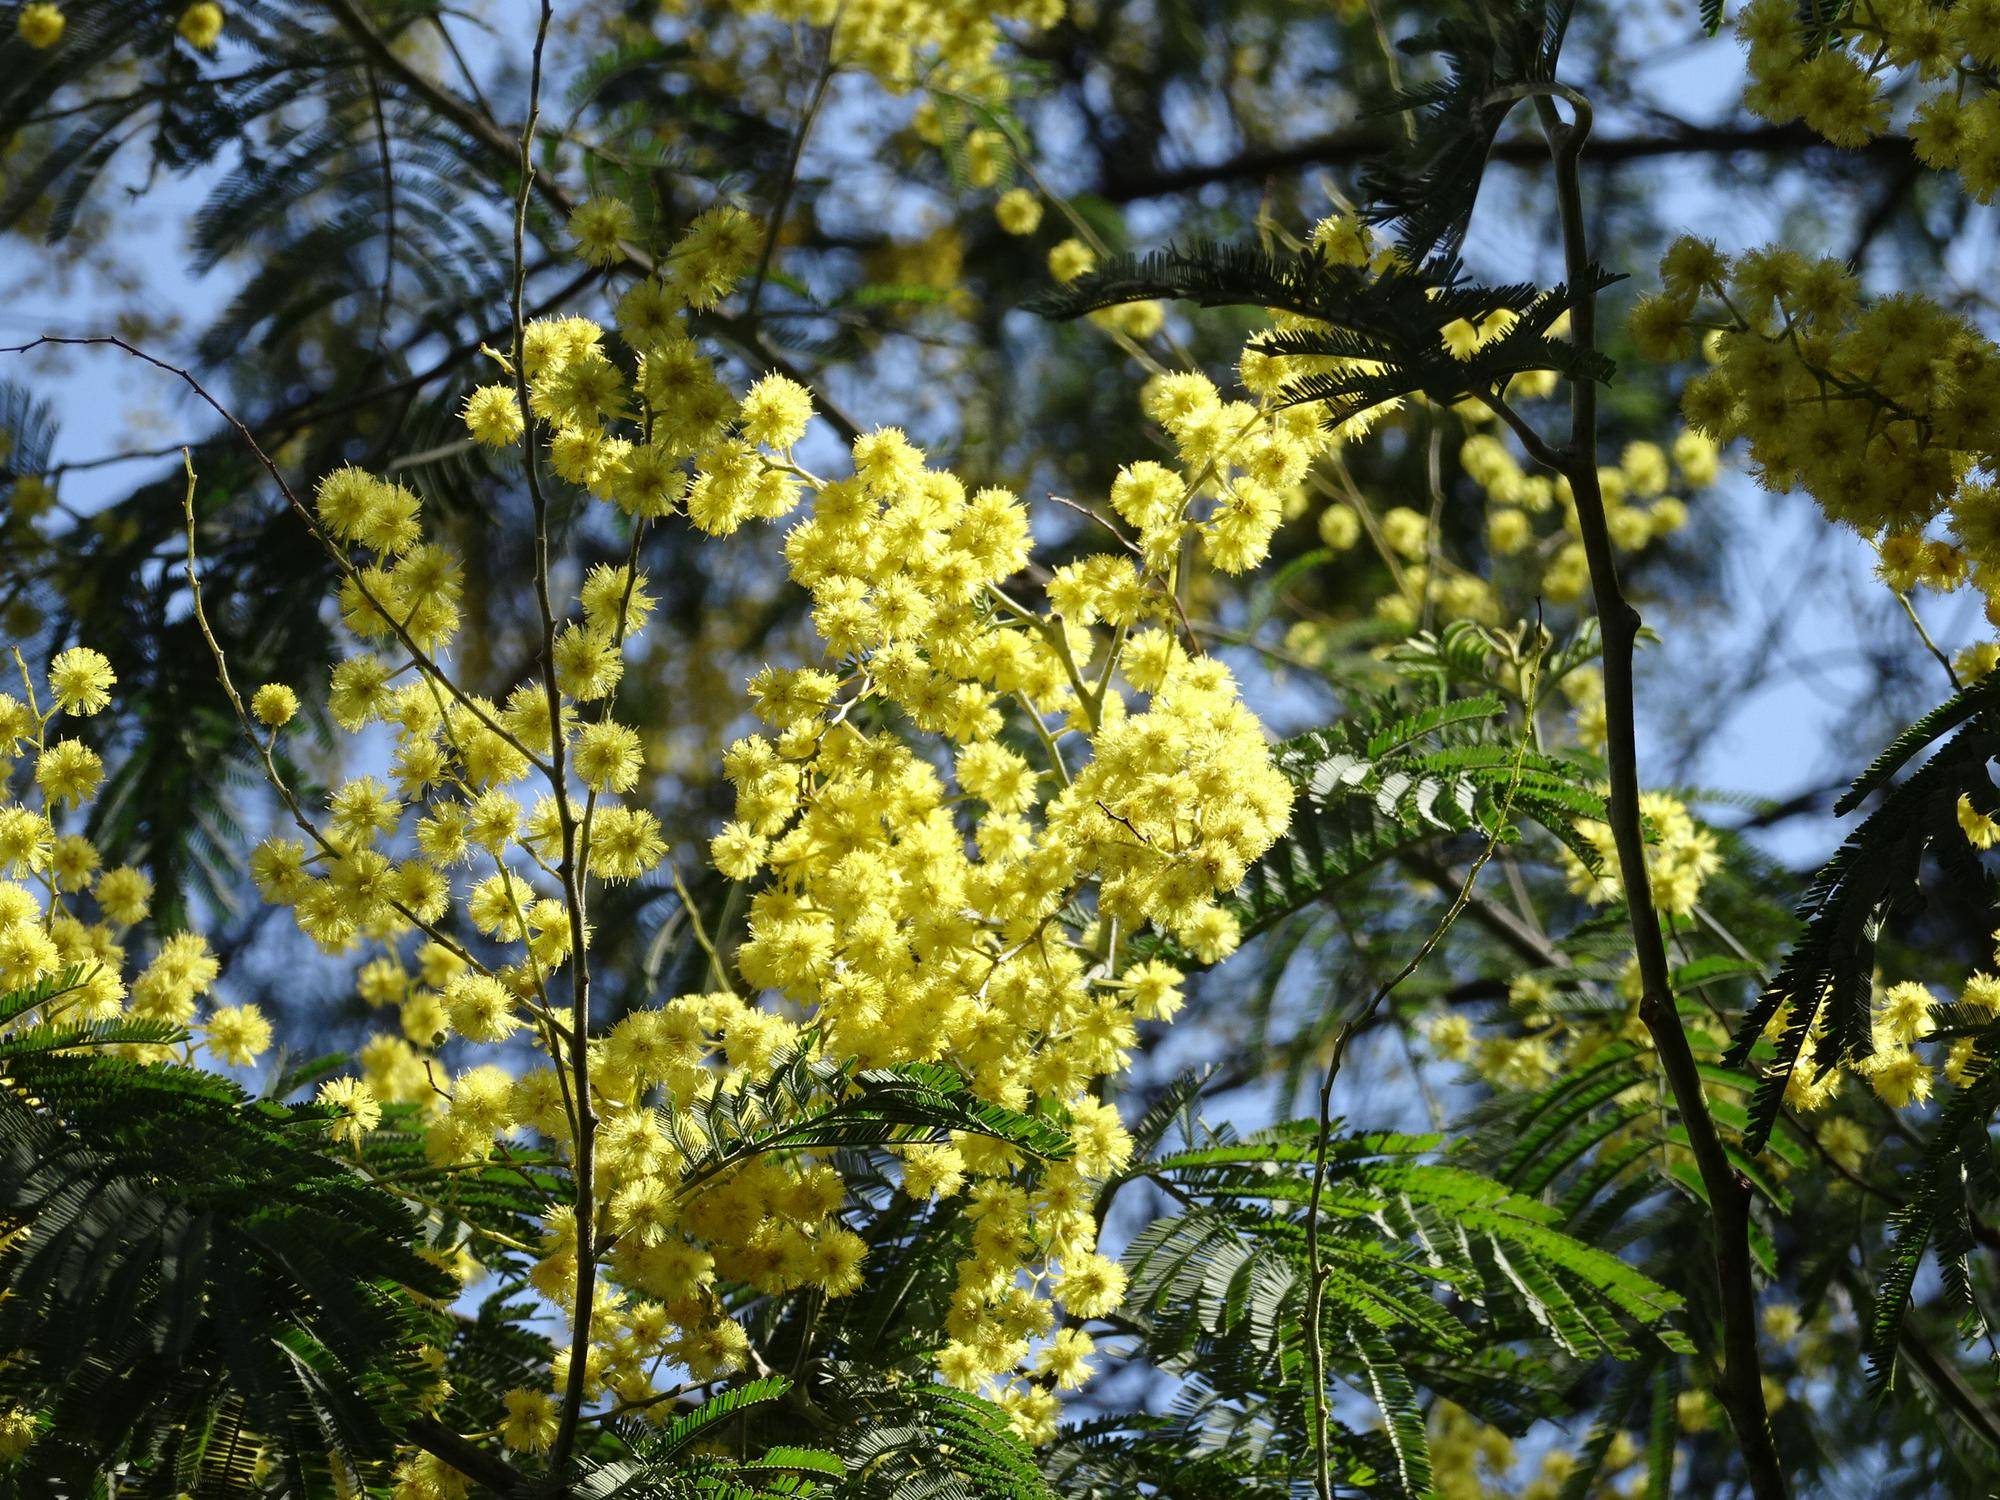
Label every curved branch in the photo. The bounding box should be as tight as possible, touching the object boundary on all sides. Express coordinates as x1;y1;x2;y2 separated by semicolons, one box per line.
1528;90;1790;1500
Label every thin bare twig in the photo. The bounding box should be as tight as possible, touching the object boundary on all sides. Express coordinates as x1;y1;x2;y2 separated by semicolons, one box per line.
1;333;551;776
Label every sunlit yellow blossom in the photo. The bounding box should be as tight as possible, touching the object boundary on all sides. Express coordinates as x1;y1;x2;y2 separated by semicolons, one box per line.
34;740;103;808
47;648;114;715
318;1076;383;1145
462;384;526;446
995;188;1043;236
205;1003;273;1065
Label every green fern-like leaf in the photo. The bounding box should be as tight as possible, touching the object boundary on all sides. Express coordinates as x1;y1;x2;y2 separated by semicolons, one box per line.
0;1016;456;1492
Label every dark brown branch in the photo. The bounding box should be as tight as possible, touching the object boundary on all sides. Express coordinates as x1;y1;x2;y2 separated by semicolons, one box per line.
405;1417;527;1496
1528;88;1790;1499
1096;119;1913;203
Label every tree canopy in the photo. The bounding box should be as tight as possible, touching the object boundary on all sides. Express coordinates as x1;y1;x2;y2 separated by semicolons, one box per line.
3;0;1999;1495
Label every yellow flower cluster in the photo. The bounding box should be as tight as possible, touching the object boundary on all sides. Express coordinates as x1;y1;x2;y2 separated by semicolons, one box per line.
1260;214;1706;653
1461;427;1709;607
1635;234;2000;635
713;412;1292;1427
193;190;1298;1451
1111;365;1334;576
737;0;1063;94
1563;791;1722;920
1765;811;2000;1115
0;646;262;1071
1422;792;1722;1104
241;222;828;1418
1432;1395;1658;1500
1735;0;2000;198
1768;969;2000;1115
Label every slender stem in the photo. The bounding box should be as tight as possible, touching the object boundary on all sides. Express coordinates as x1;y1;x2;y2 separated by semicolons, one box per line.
0;335;550;775
747;45;836;318
501;2;594;1471
670;863;737;997
1530;89;1789;1500
1894;589;1961;692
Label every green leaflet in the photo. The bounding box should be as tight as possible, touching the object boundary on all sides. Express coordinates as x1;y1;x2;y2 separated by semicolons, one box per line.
1727;685;2000;1153
0;990;456;1493
1113;1104;1685;1497
1130;683;1601;967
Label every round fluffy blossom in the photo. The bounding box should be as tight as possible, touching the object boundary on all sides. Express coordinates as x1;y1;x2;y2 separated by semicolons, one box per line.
35;740;103;808
0;808;52;876
0;694;31;755
16;4;63;48
251;683;298;727
176;1;222;48
318;1076;383;1145
443;972;523;1043
95;865;153;927
573;720;643;793
1048;237;1095;283
587;807;666;881
462;384;526;447
569;196;635;266
499;1388;559;1453
205;1003;273;1065
47;647;113;715
738;374;813;450
995;188;1043;236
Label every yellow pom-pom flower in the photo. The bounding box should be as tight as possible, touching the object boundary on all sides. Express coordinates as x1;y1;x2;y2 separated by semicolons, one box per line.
738;373;813;449
462;384;525;446
317;1076;383;1145
47;647;114;716
205;1003;273;1066
568;196;635;266
251;683;298;727
35;740;103;808
176;1;222;48
16;3;63;48
1047;237;1095;283
995;187;1043;236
